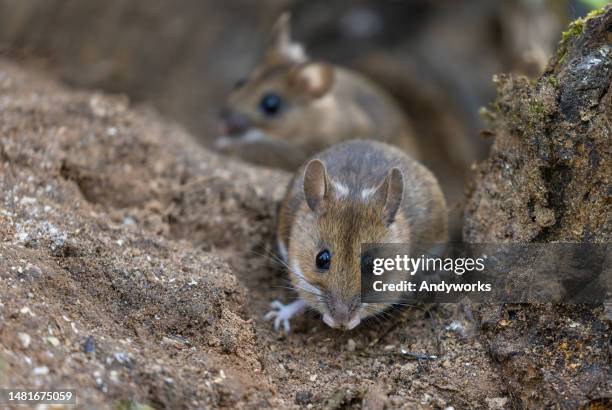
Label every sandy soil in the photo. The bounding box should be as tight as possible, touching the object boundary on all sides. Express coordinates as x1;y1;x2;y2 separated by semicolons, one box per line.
0;59;505;409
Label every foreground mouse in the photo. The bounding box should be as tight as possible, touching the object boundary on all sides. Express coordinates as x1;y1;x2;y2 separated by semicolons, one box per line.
216;13;419;170
265;140;447;332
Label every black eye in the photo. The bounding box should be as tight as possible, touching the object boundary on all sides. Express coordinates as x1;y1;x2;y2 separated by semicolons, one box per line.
259;93;282;116
361;254;375;274
316;249;331;270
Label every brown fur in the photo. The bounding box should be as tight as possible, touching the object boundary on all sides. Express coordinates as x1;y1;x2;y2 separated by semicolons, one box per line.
278;140;447;327
216;14;419;170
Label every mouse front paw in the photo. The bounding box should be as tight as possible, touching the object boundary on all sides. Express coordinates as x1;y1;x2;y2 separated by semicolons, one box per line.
263;299;308;333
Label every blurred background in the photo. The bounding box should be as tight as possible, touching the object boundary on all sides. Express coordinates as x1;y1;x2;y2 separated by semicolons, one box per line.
0;0;605;204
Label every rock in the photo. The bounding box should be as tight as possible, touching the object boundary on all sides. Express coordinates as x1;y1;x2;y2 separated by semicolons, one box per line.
464;6;612;408
17;333;31;348
45;336;60;347
83;336;95;354
33;366;49;376
464;7;611;243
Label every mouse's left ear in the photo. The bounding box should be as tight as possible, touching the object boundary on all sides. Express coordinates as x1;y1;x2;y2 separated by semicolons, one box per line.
372;168;404;226
288;62;335;99
303;159;334;212
267;12;307;64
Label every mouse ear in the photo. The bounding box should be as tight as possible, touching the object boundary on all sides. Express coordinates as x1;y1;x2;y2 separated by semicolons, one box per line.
303;159;334;211
372;168;404;225
288;62;335;99
267;12;307;64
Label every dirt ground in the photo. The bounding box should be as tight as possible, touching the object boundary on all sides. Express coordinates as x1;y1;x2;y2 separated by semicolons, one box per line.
0;59;505;409
0;6;610;410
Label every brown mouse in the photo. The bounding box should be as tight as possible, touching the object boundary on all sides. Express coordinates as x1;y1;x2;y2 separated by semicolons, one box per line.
265;140;447;332
216;13;420;170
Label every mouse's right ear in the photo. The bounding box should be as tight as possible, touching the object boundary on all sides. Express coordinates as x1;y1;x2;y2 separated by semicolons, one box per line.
267;12;307;64
288;62;334;99
372;168;404;226
303;159;333;211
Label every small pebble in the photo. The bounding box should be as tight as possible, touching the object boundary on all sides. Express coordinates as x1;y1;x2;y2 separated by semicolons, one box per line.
114;352;132;367
109;370;120;383
20;306;34;316
18;332;31;348
84;335;95;353
33;366;49;376
347;339;356;352
309;374;317;382
45;336;60;347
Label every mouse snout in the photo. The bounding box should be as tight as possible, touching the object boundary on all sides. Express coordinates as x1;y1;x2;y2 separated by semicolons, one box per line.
323;296;361;330
218;107;251;136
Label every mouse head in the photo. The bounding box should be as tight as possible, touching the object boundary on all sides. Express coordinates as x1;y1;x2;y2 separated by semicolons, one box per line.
216;13;336;153
289;159;408;330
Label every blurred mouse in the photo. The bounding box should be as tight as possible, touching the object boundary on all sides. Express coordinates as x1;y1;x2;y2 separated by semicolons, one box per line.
216;13;420;170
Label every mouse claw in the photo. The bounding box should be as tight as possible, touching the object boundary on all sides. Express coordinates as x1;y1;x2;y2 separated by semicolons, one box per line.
264;299;308;333
269;300;284;310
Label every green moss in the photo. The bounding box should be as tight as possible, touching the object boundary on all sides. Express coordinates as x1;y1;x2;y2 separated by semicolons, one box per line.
547;76;559;88
557;5;607;62
585;7;606;18
556;18;585;65
530;100;546;118
561;19;585;43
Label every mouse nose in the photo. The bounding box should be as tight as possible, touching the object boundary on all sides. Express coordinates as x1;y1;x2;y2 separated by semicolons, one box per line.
324;297;361;330
218;107;251;136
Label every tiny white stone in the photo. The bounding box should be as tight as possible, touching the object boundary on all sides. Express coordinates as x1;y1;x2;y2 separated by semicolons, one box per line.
33;366;49;375
109;370;120;383
45;336;60;347
18;332;31;348
20;306;35;316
